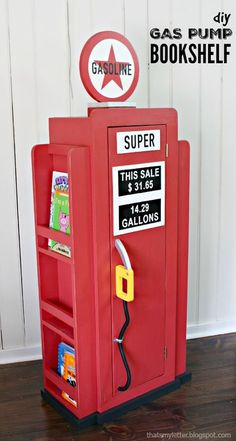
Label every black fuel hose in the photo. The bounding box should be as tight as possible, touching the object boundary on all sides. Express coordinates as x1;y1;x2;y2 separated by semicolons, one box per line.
117;300;131;391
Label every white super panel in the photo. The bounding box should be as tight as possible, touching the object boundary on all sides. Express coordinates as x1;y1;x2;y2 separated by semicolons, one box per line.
117;129;160;154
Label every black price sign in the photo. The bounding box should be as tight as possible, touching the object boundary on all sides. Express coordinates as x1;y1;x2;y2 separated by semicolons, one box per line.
119;199;161;231
113;161;165;235
118;165;161;196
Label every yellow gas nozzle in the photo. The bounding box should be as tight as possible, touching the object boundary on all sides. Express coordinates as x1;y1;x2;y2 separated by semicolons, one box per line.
116;265;134;302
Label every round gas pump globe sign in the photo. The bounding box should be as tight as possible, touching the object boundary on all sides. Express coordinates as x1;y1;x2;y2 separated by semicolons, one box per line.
79;31;139;102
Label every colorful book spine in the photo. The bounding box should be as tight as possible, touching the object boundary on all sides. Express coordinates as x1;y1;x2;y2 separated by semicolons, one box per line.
62;352;77;407
57;342;77;407
49;171;71;257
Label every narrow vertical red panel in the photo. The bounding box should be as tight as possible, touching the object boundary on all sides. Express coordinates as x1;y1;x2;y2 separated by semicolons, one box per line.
176;141;190;376
68;147;97;418
31;144;52;392
32;145;53;226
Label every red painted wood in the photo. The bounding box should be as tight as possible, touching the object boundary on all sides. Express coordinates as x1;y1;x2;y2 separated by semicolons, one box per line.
87;108;179;412
38;246;72;264
44;379;79;416
176;141;190;376
32;107;190;421
37;225;71;246
45;368;77;401
108;125;166;393
48;144;77;156
41;300;73;327
68;147;98;418
41;319;74;346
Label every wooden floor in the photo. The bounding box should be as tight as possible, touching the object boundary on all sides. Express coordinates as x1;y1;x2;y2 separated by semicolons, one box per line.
1;333;236;440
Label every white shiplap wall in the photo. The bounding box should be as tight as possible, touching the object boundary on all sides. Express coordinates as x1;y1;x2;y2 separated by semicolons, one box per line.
0;0;236;363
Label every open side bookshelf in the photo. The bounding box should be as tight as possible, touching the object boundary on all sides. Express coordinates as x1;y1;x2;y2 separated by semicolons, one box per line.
32;143;96;419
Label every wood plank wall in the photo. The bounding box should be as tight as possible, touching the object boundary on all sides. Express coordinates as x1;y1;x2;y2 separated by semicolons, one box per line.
0;0;235;361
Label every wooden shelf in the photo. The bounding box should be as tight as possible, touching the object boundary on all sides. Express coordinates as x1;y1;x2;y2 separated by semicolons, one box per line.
45;380;78;415
45;368;77;401
42;318;74;346
41;300;73;327
38;246;72;264
37;225;71;246
32;143;96;421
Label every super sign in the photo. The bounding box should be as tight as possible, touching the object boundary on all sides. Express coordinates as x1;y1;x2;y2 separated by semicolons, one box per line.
79;31;139;102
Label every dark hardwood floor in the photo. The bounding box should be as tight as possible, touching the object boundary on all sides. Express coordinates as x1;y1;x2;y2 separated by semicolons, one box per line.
1;333;236;440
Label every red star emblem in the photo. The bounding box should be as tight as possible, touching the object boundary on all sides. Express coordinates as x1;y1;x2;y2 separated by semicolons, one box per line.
95;45;130;90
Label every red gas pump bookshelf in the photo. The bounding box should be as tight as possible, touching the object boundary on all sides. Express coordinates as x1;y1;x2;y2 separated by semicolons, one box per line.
32;106;190;427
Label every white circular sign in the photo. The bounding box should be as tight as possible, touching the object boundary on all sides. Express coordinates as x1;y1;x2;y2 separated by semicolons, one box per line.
79;31;139;102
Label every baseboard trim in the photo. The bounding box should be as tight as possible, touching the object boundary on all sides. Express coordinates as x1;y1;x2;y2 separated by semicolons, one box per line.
1;320;236;364
0;345;42;364
187;319;236;340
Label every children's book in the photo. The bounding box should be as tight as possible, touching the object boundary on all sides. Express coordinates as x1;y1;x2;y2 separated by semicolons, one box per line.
58;342;77;407
62;352;77;407
49;171;71;257
57;342;74;376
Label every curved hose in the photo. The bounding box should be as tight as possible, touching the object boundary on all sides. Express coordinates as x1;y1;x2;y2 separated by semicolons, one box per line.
117;300;131;391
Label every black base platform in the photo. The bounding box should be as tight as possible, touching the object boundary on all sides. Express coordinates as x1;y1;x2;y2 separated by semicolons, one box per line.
41;371;192;429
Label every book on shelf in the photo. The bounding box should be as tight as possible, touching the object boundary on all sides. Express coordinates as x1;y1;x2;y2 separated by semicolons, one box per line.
58;342;77;407
49;171;71;257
